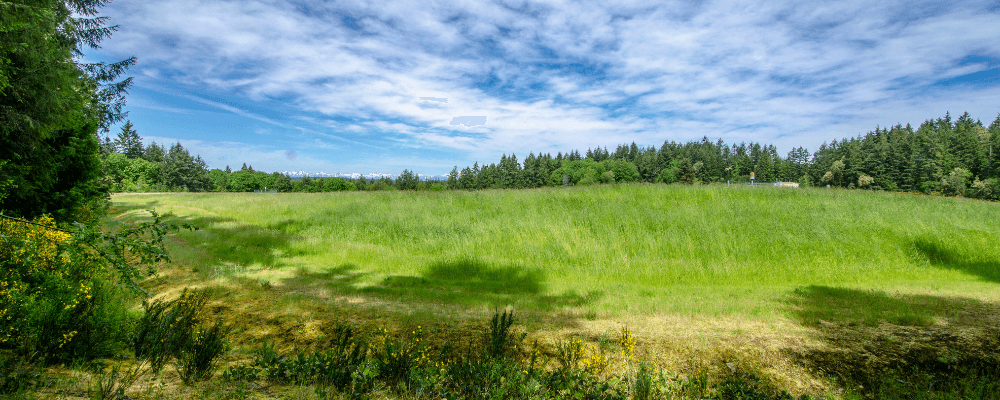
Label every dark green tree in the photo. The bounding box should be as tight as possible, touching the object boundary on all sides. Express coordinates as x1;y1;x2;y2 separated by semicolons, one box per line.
1;0;133;221
446;166;459;189
160;143;211;191
113;120;143;158
144;141;166;163
396;169;419;190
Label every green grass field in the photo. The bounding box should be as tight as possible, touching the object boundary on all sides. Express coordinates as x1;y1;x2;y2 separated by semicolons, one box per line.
113;185;999;325
106;184;1000;397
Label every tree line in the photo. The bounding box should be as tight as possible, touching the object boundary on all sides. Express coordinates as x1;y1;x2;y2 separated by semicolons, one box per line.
96;111;1000;200
443;111;999;200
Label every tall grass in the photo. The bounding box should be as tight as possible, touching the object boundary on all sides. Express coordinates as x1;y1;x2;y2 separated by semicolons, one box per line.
112;185;1000;317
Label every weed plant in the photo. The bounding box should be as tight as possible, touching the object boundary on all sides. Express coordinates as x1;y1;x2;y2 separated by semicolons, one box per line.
133;289;206;372
247;326;367;391
177;318;232;384
0;355;39;395
89;359;147;400
219;312;815;399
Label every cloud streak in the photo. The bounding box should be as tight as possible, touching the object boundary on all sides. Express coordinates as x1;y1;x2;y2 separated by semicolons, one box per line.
94;0;1000;173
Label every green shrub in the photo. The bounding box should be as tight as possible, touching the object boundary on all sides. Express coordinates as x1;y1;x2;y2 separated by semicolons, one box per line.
484;310;522;359
371;327;424;386
713;368;793;400
632;361;654;400
0;355;39;395
88;359;146;400
133;289;206;372
28;279;133;363
221;364;260;383
177;318;232;384
247;327;367;391
0;213;180;364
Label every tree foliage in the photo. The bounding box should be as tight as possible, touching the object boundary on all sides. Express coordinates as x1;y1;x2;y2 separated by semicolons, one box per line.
1;0;134;222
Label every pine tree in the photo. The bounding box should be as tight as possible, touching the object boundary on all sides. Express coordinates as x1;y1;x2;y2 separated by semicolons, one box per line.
144;141;166;163
114;120;144;158
447;166;459;188
1;0;134;220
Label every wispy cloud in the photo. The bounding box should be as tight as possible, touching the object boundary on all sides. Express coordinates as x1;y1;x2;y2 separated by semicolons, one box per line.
94;0;1000;173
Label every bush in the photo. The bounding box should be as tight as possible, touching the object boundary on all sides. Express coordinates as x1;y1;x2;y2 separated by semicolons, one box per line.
248;326;367;391
133;288;230;382
0;356;40;395
371;326;427;386
0;215;169;363
484;310;522;359
133;289;206;372
177;318;232;384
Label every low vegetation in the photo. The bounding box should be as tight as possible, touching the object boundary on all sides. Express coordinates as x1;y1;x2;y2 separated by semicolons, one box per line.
1;184;998;398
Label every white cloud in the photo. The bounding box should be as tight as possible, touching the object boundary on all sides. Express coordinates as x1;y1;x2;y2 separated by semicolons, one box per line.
95;0;1000;172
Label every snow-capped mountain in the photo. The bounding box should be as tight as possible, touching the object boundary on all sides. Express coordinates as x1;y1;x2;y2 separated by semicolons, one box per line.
280;171;447;180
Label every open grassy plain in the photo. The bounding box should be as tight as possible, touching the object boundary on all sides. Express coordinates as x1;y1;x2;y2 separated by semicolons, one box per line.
111;184;1000;397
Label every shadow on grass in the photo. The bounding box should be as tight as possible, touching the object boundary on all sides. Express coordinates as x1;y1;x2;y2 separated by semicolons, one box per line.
786;285;998;328
159;214;305;271
108;200;162;215
283;259;603;311
786;286;1000;398
913;239;1000;283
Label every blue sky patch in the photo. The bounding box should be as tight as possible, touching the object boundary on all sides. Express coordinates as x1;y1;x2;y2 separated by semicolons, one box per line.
86;0;1000;175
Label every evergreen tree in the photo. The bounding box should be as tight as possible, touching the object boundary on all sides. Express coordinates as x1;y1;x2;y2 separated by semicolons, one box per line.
160;142;211;191
988;114;1000;178
1;0;133;220
113;120;144;158
396;169;419;190
447;166;459;188
144;141;166;163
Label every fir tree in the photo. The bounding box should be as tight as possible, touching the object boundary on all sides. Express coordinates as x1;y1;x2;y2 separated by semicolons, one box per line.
114;120;144;158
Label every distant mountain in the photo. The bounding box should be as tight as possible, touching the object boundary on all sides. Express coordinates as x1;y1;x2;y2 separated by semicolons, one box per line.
281;171;447;180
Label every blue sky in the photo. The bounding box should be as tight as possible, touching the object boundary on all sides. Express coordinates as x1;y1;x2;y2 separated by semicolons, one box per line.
88;0;1000;175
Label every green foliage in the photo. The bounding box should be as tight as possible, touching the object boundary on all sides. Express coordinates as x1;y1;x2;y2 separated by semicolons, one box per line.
631;362;655;400
113;121;143;159
371;326;425;386
245;326;368;391
548;158;638;187
660;159;680;184
177;318;231;384
0;356;40;395
941;167;971;196
798;173;811;187
2;121;107;222
160;143;211;192
133;289;207;373
88;359;146;400
678;159;695;185
396;169;420;190
1;0;133;222
713;368;792;400
484;310;523;359
103;153;160;192
0;212;184;363
208;169;229;191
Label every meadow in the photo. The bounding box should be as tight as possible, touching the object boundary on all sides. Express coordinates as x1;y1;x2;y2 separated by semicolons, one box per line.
108;184;1000;397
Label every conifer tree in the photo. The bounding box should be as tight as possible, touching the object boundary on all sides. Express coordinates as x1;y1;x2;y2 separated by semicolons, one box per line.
113;120;144;158
1;0;133;220
447;166;459;188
